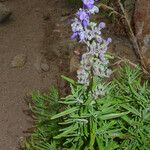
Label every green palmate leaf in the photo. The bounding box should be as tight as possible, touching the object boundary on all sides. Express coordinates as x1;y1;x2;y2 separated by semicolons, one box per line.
58;119;75;125
121;116;138;126
100;105;117;115
96;136;105;150
53;124;78;139
92;76;100;90
89;119;97;148
70;84;76;95
98;121;117;133
51;107;79;120
63;138;74;146
59;123;78;132
58;100;77;105
83;123;89;137
105;53;114;59
109;132;129;139
61;75;76;85
99;112;129;120
142;108;150;121
71;114;92;119
25;142;31;150
76;138;84;150
121;104;141;117
104;141;119;150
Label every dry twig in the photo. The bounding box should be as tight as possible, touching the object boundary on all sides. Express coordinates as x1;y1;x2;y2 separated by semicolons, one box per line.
113;56;138;68
118;1;144;62
98;1;150;75
97;3;123;17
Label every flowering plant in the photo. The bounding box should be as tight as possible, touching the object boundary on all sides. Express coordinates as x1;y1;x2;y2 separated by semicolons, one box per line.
25;1;150;150
71;0;112;98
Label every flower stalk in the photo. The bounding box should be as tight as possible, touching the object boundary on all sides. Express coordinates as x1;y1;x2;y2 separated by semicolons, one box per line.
71;0;112;98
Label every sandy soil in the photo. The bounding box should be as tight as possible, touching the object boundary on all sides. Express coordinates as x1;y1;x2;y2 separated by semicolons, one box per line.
0;0;72;149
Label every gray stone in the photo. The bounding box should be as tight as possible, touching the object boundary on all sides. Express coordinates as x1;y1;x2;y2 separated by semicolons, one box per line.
41;63;49;72
11;54;27;68
0;3;12;23
134;0;150;68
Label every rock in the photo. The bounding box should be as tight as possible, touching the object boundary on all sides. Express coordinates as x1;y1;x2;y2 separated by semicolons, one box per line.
34;53;50;72
0;3;12;23
34;54;43;73
124;0;135;23
41;62;49;72
11;54;27;68
134;0;150;66
134;0;150;69
109;36;138;63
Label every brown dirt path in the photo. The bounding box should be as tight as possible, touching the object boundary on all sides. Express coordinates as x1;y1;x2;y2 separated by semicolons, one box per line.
0;0;70;149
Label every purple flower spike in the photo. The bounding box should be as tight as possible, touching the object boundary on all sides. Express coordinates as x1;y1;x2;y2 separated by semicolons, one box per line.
71;0;112;90
99;22;106;29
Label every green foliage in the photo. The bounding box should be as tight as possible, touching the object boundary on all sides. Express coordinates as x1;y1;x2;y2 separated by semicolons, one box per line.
25;87;60;150
25;65;150;150
112;65;150;149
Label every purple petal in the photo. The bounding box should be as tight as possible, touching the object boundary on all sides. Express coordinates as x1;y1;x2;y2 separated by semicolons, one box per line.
99;22;106;29
82;20;88;27
79;31;85;41
71;32;78;40
86;4;94;9
82;0;95;9
106;38;112;44
97;37;102;43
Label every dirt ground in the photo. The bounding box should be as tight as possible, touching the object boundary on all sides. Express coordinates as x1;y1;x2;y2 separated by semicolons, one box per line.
0;0;73;149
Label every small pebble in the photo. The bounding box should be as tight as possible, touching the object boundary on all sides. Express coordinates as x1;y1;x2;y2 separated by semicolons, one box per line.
41;63;49;72
11;54;27;68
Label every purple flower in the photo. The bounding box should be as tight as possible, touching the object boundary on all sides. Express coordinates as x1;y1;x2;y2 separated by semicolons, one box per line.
99;52;105;62
106;38;112;45
99;22;106;29
77;9;89;27
88;5;99;14
71;32;78;40
71;31;86;41
97;37;102;43
79;31;86;41
82;0;95;9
